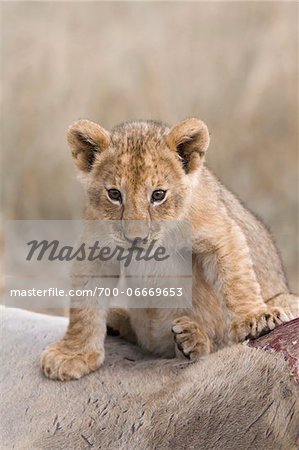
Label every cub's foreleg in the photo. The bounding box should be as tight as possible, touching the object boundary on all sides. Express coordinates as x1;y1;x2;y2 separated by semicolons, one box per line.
41;307;106;381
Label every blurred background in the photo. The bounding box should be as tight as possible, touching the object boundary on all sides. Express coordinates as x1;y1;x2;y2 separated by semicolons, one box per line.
2;2;298;291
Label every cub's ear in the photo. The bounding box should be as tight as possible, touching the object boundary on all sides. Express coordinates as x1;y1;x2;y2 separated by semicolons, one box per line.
166;118;210;173
67;119;111;172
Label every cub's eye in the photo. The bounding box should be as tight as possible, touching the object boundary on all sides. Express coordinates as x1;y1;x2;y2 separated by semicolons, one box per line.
107;189;122;203
151;190;167;204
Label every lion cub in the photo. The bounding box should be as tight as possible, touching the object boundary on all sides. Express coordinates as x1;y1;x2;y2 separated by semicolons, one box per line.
41;118;298;380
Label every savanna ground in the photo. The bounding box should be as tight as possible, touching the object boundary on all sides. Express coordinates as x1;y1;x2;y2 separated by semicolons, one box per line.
1;2;298;314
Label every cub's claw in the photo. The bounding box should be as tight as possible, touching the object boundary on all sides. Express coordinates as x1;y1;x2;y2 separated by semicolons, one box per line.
232;306;289;342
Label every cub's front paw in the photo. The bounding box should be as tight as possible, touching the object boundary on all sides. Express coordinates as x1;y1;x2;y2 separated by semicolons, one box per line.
232;306;288;342
171;316;211;360
41;342;104;381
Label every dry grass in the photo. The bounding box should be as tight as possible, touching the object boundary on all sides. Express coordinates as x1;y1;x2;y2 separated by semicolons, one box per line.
1;2;298;291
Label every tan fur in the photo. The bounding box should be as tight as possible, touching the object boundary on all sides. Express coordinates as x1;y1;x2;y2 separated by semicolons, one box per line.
41;118;298;380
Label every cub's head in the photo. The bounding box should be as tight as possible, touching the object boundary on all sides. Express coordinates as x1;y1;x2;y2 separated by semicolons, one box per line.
67;118;209;243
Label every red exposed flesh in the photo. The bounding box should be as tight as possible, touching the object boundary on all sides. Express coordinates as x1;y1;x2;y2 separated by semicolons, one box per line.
248;318;299;383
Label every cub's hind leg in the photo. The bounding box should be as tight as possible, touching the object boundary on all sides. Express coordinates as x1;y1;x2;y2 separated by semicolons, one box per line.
107;308;137;344
171;316;212;360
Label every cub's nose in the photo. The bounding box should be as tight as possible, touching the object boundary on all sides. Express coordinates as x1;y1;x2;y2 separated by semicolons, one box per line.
122;221;149;244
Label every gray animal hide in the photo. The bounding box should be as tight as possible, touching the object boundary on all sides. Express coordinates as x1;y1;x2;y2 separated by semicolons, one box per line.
1;307;298;450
